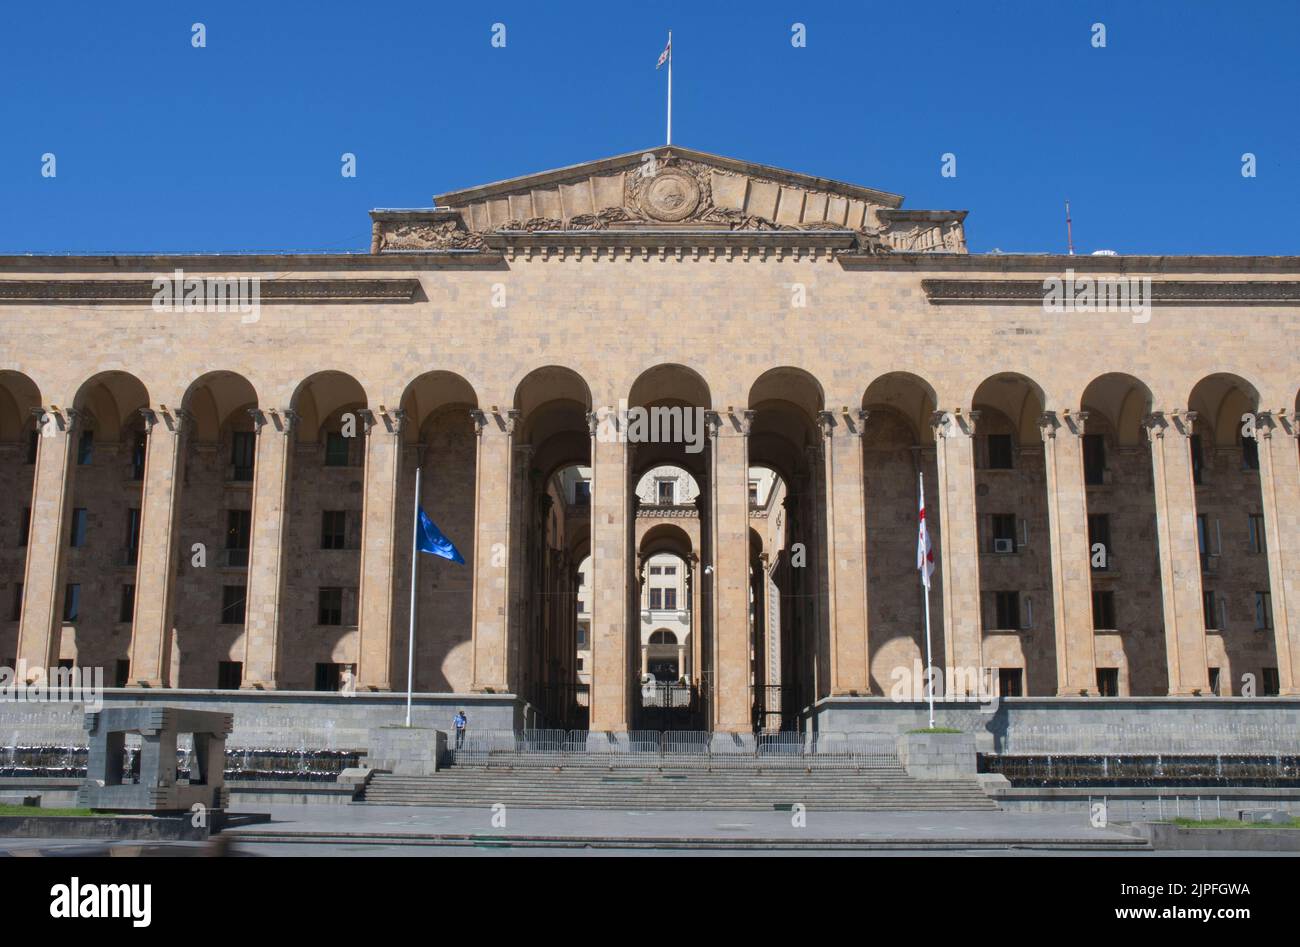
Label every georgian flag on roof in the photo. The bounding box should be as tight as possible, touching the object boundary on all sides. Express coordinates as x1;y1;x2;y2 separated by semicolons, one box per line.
656;36;671;68
917;484;935;590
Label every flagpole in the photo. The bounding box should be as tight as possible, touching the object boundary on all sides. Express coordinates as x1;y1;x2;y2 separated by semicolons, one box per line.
406;465;420;727
666;30;672;145
920;471;936;730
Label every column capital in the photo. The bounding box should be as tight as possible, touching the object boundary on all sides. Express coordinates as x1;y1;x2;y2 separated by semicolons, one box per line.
140;405;192;435
357;406;405;436
31;405;79;434
1142;409;1196;440
248;407;297;434
931;408;979;438
1249;410;1299;440
470;406;520;436
817;407;869;437
1038;408;1088;440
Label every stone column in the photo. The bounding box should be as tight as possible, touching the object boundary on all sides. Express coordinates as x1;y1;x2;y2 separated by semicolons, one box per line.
588;406;631;731
818;408;870;695
16;407;78;676
931;410;983;683
356;407;405;691
129;406;190;687
242;407;296;689
688;551;701;684
1143;410;1209;695
469;408;518;694
708;408;751;733
1255;411;1300;693
1039;409;1097;695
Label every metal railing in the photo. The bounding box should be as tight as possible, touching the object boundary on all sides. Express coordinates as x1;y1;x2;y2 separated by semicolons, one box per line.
446;729;898;771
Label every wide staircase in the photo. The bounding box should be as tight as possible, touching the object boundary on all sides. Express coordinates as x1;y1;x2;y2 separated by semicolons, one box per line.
360;733;998;811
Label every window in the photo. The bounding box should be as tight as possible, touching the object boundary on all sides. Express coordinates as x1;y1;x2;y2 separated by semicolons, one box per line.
69;508;87;548
130;429;147;480
325;432;350;467
315;663;343;692
748;481;760;506
657;480;675;505
649;630;677;645
1083;434;1106;485
119;584;135;624
1092;590;1116;630
1248;514;1266;554
11;583;23;622
991;514;1017;553
1096;668;1119;697
318;587;343;625
1203;589;1220;630
986;434;1014;470
998;668;1023;697
1255;591;1273;631
993;591;1020;630
576;657;584;671
650;566;662;575
321;510;347;550
62;584;80;623
114;659;130;688
221;585;246;625
663;565;676;576
577;571;584;587
1088;514;1111;569
576;628;587;647
19;507;30;547
218;661;243;690
77;430;94;465
125;508;141;565
663;588;677;610
1208;667;1222;696
1262;667;1280;697
649;588;663;610
231;431;255;481
1190;434;1204;485
225;509;251;566
577;597;586;614
1241;433;1259;471
573;480;591;506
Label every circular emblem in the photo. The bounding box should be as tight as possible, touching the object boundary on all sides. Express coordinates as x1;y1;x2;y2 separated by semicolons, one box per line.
640;169;701;222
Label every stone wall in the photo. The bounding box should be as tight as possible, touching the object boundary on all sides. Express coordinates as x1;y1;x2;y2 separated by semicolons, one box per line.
810;695;1300;755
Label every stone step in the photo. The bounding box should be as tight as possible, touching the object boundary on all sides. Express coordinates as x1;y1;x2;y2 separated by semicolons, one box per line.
361;770;998;810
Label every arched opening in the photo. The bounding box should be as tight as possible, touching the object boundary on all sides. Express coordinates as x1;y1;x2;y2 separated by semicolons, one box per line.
636;518;698;728
747;367;823;727
396;371;479;693
512;367;592;728
1188;373;1273;695
1080;373;1163;695
627;365;712;728
285;371;368;690
173;371;259;688
971;372;1054;696
0;372;42;669
862;372;942;697
65;371;150;677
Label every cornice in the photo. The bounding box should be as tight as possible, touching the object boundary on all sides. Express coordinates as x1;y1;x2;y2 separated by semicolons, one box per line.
0;278;424;304
922;278;1300;305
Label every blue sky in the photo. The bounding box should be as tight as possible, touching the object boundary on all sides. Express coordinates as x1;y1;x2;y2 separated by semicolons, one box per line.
1;0;1296;255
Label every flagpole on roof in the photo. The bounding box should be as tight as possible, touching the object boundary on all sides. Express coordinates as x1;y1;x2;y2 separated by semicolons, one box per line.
666;30;673;145
406;465;420;727
920;471;936;729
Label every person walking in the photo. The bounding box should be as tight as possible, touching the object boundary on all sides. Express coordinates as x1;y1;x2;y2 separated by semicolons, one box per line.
453;710;468;750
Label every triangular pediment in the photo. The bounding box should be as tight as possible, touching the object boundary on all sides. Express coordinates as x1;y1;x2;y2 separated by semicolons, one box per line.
370;146;967;254
435;146;904;232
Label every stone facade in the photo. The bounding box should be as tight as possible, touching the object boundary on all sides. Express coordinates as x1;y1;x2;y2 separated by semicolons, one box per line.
1;146;1297;742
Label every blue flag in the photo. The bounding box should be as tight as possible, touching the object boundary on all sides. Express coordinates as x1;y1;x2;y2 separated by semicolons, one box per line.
416;507;465;564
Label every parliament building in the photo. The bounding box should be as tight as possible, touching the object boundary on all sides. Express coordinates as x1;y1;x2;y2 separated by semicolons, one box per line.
2;146;1297;739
